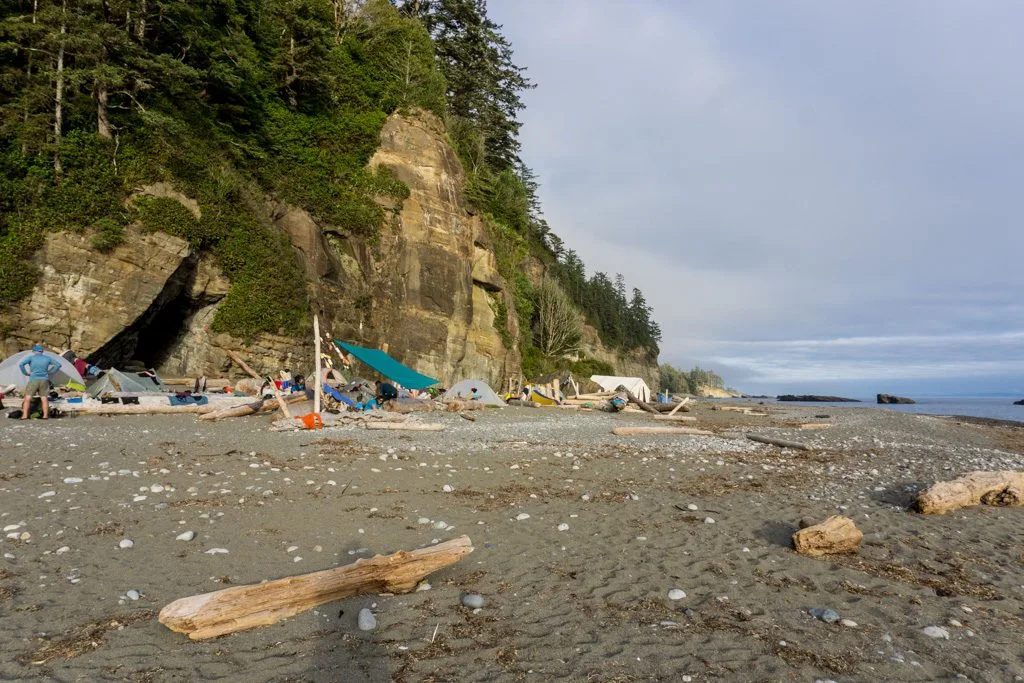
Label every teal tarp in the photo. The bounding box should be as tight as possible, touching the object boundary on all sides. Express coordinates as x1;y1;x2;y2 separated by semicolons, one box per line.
335;342;439;390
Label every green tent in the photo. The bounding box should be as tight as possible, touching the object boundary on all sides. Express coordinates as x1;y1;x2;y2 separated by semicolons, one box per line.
335;342;438;391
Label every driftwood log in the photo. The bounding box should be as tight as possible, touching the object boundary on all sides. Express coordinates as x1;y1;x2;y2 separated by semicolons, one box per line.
612;426;714;436
916;471;1024;514
746;434;810;451
197;395;306;422
365;422;445;432
77;403;218;415
226;350;292;420
666;397;691;416
792;516;863;557
159;536;473;640
653;415;697;422
624;389;660;415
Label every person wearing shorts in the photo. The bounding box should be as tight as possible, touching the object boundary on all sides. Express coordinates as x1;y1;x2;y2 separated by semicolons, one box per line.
20;345;59;420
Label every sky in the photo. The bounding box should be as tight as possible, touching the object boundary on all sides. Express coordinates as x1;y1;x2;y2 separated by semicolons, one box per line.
487;0;1024;396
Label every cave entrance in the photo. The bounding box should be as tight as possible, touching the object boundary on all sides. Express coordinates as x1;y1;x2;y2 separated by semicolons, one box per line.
87;255;208;372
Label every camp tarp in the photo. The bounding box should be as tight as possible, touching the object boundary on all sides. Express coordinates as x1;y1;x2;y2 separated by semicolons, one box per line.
335;342;439;391
0;350;86;391
442;379;506;406
87;368;168;397
590;375;653;403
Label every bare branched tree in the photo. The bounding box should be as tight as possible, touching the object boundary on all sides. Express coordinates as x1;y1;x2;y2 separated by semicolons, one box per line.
536;278;583;358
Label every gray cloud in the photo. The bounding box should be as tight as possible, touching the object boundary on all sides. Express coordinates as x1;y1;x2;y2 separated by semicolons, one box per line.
489;0;1024;393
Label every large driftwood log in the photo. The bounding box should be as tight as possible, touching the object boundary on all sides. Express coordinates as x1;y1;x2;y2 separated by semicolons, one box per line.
792;516;863;557
159;536;473;640
365;422;445;432
78;404;216;415
916;471;1024;514
746;434;810;451
226;349;292;420
624;389;660;415
666;397;691;416
612;426;714;436
653;415;697;422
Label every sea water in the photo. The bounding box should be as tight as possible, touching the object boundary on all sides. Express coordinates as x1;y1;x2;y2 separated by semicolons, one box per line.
734;396;1024;424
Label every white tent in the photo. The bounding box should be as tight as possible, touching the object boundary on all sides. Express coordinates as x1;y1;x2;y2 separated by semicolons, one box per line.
442;379;505;406
0;350;86;391
590;375;652;403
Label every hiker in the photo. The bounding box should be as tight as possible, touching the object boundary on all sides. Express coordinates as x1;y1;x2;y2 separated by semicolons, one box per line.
469;387;481;401
19;345;59;420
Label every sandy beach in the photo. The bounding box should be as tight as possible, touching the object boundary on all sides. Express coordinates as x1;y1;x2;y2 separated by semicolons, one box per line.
2;402;1024;682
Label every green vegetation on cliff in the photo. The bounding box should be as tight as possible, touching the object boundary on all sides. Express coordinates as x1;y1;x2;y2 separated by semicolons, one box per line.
1;0;662;363
660;364;726;395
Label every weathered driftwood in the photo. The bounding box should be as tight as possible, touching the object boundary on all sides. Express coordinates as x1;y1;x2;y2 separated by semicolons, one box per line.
667;397;691;416
746;434;810;451
365;422;445;432
612;426;714;436
653;415;697;422
159;536;474;640
226;350;292;420
795;422;832;430
79;403;216;415
197;395;306;422
444;400;485;412
792;516;863;557
916;471;1024;514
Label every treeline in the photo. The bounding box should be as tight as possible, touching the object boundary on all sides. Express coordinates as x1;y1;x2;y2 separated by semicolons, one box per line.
0;0;663;362
659;364;726;395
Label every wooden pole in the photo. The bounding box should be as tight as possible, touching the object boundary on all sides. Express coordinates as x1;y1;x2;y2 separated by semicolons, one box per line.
226;349;292;419
746;434;810;451
313;315;322;415
159;536;474;640
612;426;714;436
667;396;690;417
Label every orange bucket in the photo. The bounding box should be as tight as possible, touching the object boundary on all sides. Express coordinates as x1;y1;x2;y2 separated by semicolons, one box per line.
297;413;324;429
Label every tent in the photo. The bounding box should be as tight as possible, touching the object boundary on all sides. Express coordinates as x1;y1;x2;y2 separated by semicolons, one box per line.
442;379;505;406
590;375;653;403
335;341;438;391
87;368;168;397
0;350;86;391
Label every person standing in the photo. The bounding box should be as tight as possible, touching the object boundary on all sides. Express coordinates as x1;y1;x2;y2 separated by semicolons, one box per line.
19;345;59;420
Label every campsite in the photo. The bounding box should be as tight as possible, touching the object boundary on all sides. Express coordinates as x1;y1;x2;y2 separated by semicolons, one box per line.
4;339;1024;681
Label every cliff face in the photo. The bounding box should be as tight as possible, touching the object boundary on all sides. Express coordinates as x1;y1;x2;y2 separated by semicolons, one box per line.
1;111;520;385
580;325;660;392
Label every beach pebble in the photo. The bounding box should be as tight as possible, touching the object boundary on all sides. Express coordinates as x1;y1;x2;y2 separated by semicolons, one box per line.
63;477;82;484
948;619;962;628
357;608;377;631
55;546;70;555
417;517;431;525
150;484;164;493
840;619;858;628
686;504;698;511
668;589;686;600
704;517;715;524
557;523;569;531
415;582;432;592
176;531;196;542
808;607;840;624
2;525;20;532
126;589;140;601
515;513;530;521
461;594;486;609
432;520;448;529
580;494;591;501
960;605;973;614
442;484;453;492
118;539;134;549
38;491;55;499
922;626;950;639
204;548;229;555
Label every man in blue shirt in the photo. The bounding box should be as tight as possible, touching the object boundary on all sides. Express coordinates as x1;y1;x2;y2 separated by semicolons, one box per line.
19;345;60;420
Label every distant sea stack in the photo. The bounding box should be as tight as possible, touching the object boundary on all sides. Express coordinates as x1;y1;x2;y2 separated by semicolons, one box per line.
1014;399;1024;406
777;395;861;403
878;394;915;404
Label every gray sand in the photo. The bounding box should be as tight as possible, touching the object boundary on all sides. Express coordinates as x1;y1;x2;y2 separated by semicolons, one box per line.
2;403;1024;681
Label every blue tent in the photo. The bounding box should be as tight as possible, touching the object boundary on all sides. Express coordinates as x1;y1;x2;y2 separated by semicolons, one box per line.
335;341;439;390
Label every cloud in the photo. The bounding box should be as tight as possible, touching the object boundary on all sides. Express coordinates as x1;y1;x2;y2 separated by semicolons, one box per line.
487;0;1024;392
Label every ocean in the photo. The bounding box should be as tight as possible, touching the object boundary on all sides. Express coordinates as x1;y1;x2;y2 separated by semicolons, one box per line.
732;396;1024;424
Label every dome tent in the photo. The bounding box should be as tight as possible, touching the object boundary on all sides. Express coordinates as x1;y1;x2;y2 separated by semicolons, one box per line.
442;379;505;406
0;349;86;391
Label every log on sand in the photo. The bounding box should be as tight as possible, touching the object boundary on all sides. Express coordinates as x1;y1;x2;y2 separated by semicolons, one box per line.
916;471;1024;514
226;350;292;420
667;397;691;416
159;536;473;640
197;395;306;422
78;404;217;415
612;426;714;436
625;389;660;415
792;516;863;557
365;422;445;432
746;434;810;451
653;415;697;422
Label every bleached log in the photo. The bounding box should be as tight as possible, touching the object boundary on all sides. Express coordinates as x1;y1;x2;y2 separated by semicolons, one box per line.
746;434;810;451
653;415;697;422
795;422;832;430
159;536;473;640
365;422;445;432
226;350;292;420
792;516;863;557
667;396;691;416
916;471;1024;514
79;404;216;415
612;426;714;436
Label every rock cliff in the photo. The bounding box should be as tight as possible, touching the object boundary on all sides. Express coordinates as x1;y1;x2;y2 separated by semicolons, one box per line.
2;111;655;388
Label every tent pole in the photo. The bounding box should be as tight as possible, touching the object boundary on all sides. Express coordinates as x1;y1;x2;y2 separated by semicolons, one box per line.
313;315;322;415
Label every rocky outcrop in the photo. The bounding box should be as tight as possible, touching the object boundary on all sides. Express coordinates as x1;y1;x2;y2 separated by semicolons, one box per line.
777;395;861;402
877;394;915;404
1013;399;1024;406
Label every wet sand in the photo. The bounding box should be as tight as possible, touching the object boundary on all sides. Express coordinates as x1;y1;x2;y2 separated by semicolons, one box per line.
2;402;1024;681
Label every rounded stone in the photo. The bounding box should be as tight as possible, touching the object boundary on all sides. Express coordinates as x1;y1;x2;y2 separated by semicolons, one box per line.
357;607;377;631
118;539;134;549
668;589;687;600
175;531;196;542
461;593;486;609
